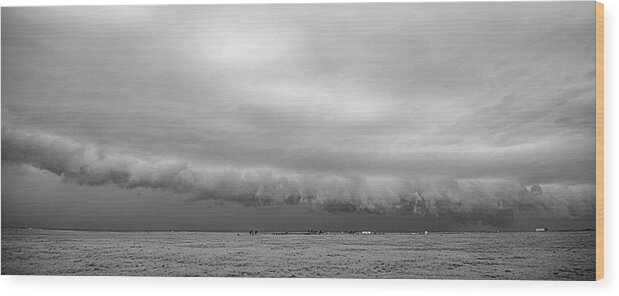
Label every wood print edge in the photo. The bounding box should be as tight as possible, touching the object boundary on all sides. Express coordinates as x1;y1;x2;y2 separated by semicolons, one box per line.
596;1;604;281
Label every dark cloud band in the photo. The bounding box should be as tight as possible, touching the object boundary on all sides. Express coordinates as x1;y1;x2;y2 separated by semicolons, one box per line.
2;127;595;227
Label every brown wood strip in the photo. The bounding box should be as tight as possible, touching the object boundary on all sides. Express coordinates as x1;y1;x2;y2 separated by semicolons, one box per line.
596;1;604;281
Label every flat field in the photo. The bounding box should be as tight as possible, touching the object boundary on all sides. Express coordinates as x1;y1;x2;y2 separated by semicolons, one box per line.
1;229;595;280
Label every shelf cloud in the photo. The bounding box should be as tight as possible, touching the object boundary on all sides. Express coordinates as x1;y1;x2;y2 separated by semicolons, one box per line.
2;127;595;227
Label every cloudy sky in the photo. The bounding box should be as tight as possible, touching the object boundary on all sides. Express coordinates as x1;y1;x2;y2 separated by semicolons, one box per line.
1;2;596;231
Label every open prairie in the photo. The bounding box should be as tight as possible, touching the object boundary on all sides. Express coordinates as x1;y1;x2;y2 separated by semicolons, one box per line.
1;228;594;280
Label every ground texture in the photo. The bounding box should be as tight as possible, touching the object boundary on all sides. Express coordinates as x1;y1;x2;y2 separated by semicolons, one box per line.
1;229;595;280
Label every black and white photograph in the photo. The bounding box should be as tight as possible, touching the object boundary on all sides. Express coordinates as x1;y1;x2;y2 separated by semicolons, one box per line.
1;1;600;281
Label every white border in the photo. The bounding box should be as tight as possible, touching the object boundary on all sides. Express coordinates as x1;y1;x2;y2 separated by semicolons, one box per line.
0;0;599;6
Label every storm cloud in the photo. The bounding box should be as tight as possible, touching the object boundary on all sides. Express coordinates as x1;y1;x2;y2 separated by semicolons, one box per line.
1;3;596;230
2;127;595;227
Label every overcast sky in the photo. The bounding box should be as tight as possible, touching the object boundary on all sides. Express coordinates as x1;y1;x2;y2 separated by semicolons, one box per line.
1;3;597;231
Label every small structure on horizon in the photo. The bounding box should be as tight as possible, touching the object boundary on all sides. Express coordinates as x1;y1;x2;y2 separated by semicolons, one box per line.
535;227;548;232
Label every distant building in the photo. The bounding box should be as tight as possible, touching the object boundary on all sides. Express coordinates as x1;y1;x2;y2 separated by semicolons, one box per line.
535;228;548;232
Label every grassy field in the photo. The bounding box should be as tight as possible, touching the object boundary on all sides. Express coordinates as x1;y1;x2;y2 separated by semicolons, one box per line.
1;228;595;280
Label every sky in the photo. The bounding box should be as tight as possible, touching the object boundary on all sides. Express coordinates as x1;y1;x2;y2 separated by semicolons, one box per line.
1;2;597;231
